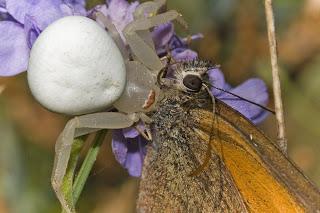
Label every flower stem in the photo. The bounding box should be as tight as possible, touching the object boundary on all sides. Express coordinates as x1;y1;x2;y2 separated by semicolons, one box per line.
264;0;287;154
61;136;86;213
72;130;107;204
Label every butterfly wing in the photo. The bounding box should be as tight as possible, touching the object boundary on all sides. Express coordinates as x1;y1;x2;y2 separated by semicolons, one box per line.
194;100;320;212
137;90;320;212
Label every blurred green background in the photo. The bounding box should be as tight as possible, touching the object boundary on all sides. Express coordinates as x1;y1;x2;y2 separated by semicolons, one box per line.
0;0;319;212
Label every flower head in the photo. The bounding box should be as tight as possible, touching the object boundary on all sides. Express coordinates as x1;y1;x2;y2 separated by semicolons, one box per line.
208;68;269;124
0;0;270;178
90;0;139;41
112;127;147;177
152;22;201;60
0;0;87;76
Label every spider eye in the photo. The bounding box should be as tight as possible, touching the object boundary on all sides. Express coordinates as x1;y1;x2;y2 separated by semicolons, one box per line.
183;74;202;92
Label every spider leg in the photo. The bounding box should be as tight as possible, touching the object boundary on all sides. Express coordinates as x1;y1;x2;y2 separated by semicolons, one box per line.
134;0;166;19
134;0;187;28
95;12;129;61
123;10;188;73
51;112;135;213
132;0;167;51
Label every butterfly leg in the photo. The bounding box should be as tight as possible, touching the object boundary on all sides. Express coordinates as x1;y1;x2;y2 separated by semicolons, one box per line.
51;112;135;213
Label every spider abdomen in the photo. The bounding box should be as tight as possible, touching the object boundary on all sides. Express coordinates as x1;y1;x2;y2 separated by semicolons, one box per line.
28;16;126;115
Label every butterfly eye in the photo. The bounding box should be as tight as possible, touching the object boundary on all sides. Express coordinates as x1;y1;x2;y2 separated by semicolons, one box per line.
183;74;203;92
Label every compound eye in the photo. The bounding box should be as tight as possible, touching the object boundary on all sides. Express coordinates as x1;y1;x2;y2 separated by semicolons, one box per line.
183;74;202;92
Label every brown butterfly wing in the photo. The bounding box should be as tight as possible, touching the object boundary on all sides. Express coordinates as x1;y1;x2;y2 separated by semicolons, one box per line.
197;100;320;212
137;89;320;212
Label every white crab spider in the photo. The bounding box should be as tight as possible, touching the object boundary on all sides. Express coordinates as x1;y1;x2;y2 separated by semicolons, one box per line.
27;0;187;212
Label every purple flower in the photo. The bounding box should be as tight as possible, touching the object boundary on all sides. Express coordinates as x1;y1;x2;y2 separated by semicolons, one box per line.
208;68;269;124
90;0;139;41
0;0;6;14
0;0;270;177
112;127;147;177
0;0;86;76
152;22;200;60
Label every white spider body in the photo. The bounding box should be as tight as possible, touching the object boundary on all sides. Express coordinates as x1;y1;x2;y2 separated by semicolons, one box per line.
28;16;126;115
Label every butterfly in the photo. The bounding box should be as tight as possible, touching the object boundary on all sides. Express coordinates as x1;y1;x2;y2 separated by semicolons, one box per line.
137;60;320;212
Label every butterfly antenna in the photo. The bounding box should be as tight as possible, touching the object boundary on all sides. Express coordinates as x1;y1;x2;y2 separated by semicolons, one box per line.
211;85;275;114
202;83;216;115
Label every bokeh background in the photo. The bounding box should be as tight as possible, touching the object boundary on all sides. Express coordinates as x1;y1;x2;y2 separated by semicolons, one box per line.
0;0;319;212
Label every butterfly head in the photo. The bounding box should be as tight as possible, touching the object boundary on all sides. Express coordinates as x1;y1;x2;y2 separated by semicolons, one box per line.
174;60;216;93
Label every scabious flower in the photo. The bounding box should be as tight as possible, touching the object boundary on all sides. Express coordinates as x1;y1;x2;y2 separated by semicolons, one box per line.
208;68;269;124
0;0;269;177
0;0;86;76
112;123;148;177
89;0;139;41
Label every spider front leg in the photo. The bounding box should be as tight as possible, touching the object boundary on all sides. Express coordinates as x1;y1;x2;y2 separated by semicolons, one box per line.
132;0;167;50
51;112;136;213
134;0;167;18
123;9;188;73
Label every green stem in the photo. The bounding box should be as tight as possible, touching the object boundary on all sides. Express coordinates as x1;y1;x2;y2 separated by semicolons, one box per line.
61;136;86;213
72;130;107;204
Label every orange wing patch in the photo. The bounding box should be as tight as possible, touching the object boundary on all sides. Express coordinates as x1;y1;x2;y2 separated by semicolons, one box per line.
193;106;318;212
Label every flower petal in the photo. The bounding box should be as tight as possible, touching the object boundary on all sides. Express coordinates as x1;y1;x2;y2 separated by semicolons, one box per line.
156;34;185;56
64;0;85;7
122;127;140;138
124;136;147;177
0;21;29;76
0;0;6;13
249;107;269;124
122;122;145;138
104;0;139;40
0;0;7;17
24;15;41;48
172;48;198;61
152;23;174;48
0;11;7;19
217;78;269;124
61;0;87;16
111;130;128;165
181;33;203;44
112;130;147;177
6;0;65;30
208;68;226;96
